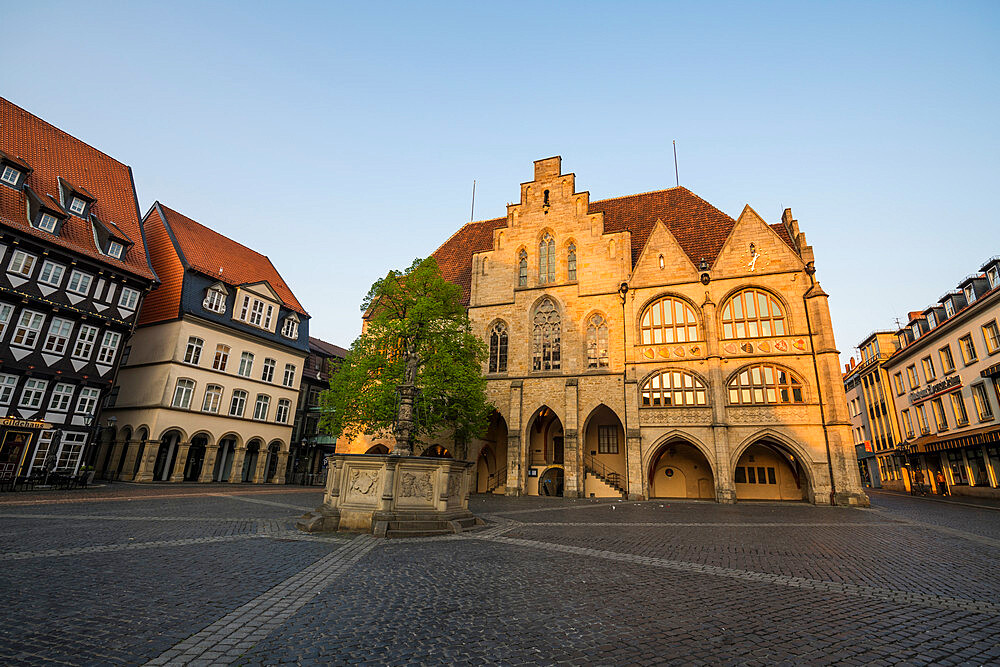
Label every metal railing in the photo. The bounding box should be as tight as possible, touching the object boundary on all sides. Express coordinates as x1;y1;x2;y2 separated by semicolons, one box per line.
583;454;625;494
486;467;507;492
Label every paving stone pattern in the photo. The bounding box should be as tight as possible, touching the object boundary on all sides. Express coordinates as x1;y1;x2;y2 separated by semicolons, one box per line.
1;487;999;665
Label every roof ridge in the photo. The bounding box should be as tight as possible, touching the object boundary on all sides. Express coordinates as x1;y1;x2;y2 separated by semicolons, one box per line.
587;185;687;207
159;203;271;261
1;97;130;171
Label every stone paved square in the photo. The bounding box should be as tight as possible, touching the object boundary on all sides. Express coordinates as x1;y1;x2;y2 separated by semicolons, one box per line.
1;484;999;665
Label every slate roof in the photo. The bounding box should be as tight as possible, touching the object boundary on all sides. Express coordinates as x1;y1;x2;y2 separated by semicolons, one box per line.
431;186;796;304
0;97;156;281
156;203;308;315
309;336;348;358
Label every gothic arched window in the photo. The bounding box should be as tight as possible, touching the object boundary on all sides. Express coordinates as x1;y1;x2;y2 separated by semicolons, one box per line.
640;296;698;344
727;363;803;405
518;250;528;287
539;233;555;284
586;313;609;368
489;321;508;373
532;298;560;371
641;370;707;407
567;243;577;281
721;289;786;339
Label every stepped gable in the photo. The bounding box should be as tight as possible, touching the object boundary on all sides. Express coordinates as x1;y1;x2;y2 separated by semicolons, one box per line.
158;204;307;315
0;97;155;280
431;185;797;304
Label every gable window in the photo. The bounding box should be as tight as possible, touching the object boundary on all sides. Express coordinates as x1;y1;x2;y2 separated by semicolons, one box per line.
539;233;555;284
204;285;227;313
642;370;707;406
238;352;254;377
983;320;1000;355
12;310;45;348
73;325;99;359
39;260;65;287
48;383;75;412
641;296;698;344
0;373;17;405
19;378;48;409
37;213;59;233
97;331;121;364
68;197;86;215
8;250;36;277
184;337;203;365
262;358;276;383
0;303;11;339
171;379;195;409
283;363;296;387
586;314;609;369
239;295;274;330
119;287;140;310
43;317;74;354
488;321;508;373
213;344;230;371
532;297;560;371
202;384;223;413
567;243;577;281
1;165;20;186
518;250;527;287
959;334;978;365
275;398;291;424
67;270;93;296
229;389;248;417
728;364;804;405
597;425;619;454
940;345;955;373
281;315;299;340
721;289;785;339
253;394;271;421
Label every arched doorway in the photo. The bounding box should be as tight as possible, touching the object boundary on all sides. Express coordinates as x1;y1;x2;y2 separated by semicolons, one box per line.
539;466;564;496
265;441;281;482
153;430;183;482
421;444;452;458
583;405;626;497
474;411;508;494
365;444;389;455
648;439;715;500
242;439;262;483
184;434;209;481
214;435;239;482
526;406;564;496
734;439;809;502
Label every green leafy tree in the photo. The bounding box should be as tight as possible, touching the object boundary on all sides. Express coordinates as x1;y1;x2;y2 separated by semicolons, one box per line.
320;257;491;458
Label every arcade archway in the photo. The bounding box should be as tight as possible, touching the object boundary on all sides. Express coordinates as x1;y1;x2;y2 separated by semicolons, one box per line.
733;438;810;502
648;439;715;500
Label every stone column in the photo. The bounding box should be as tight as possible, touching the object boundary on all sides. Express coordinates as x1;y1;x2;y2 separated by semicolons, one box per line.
120;441;140;481
624;373;643;500
506;381;524;496
252;451;269;483
169;441;191;482
229;447;247;483
273;452;289;484
199;445;220;483
703;292;735;503
563;378;581;498
133;440;161;483
105;439;126;478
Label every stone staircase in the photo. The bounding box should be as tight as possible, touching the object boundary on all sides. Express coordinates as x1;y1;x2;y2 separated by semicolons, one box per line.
585;471;626;498
375;511;483;538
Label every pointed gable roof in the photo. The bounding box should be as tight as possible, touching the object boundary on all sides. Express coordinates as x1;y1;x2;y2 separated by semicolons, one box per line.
0;97;156;281
431;186;797;304
156;203;307;315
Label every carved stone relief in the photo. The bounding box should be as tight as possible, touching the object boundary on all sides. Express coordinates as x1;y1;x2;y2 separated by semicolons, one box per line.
727;406;810;424
638;408;712;426
399;471;433;501
346;469;380;500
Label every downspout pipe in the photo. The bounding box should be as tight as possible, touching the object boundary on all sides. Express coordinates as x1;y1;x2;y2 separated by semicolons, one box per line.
802;262;837;505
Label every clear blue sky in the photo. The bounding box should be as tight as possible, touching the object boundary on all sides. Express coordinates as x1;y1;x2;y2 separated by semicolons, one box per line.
4;1;998;360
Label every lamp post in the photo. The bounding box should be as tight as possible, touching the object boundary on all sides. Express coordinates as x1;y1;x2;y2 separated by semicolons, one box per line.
618;281;631;497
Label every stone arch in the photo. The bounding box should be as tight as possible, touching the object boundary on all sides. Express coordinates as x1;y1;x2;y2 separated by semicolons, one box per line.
538;465;564;497
421;444;452;458
212;431;242;482
645;432;716;500
717;284;794;338
189;430;215;447
153;428;186;482
730;429;816;487
634;292;704;343
581;404;626;497
366;444;389;455
184;432;212;482
473;411;508;494
524;405;565;478
156;425;189;444
265;439;284;483
730;430;814;502
241;438;265;483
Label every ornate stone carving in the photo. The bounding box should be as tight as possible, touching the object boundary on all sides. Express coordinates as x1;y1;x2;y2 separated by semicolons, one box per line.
727;405;811;424
348;469;379;496
399;471;433;501
447;473;461;498
638;408;712;426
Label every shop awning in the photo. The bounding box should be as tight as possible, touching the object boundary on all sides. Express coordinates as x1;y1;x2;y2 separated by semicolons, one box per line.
981;361;1000;379
908;425;1000;453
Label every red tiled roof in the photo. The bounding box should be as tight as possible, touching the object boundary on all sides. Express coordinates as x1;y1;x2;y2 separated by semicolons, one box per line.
309;336;348;358
156;203;308;315
432;186;796;304
0;97;155;281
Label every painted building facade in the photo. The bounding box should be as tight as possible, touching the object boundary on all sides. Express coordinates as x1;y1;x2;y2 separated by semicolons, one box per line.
883;257;1000;499
0;98;157;480
99;203;309;484
342;157;867;505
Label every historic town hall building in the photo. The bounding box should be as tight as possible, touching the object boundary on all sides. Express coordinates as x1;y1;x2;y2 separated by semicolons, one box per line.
348;157;867;505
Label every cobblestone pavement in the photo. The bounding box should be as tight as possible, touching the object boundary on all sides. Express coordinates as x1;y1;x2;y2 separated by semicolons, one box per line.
1;486;999;666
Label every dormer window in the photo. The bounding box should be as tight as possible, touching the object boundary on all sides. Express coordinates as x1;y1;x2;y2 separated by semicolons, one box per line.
239;294;274;330
106;241;124;259
989;266;1000;290
68;197;86;215
927;312;937;329
944;300;955;318
37;212;59;233
964;285;976;304
281;315;300;340
911;323;921;340
203;284;228;314
1;165;20;186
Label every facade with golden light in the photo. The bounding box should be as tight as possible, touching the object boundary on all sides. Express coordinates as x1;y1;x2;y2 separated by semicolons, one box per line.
342;157;867;505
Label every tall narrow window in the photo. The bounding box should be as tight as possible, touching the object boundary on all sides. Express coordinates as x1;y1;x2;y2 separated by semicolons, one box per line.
720;289;786;339
567;243;577;281
950;392;969;426
213;344;230;371
532;298;560;371
0;304;11;339
972;383;994;421
959;334;977;364
597;425;619;454
184;337;203;365
518;250;527;287
12;310;45;348
275;398;291;424
172;379;195;409
229;389;248;417
283;363;296;387
640;297;699;344
931;397;949;431
262;358;276;383
253;394;271;421
539;234;555;284
97;331;121;364
76;387;100;414
586;314;609;369
488;321;508;373
238;352;254;377
202;384;223;413
43;317;74;354
940;346;955;374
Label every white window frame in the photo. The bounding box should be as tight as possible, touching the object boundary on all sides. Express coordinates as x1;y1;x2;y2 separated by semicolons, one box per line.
0;303;13;339
253;394;270;421
261;358;276;383
989;266;1000;290
275;398;291;424
19;378;48;409
55;432;87;473
964;285;976;304
37;212;59;233
73;325;99;360
48;383;75;412
282;363;296;388
97;330;121;364
171;379;195;409
184;337;203;365
202;384;223;414
229;389;248;417
12;309;46;348
1;165;20;186
68;197;86;215
281;317;298;339
8;250;36;277
0;373;18;405
944;300;955;318
67;269;93;296
43;317;74;354
238;351;254;378
76;386;100;415
213;344;230;371
106;241;124;259
203;287;227;313
118;287;140;310
38;260;65;287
